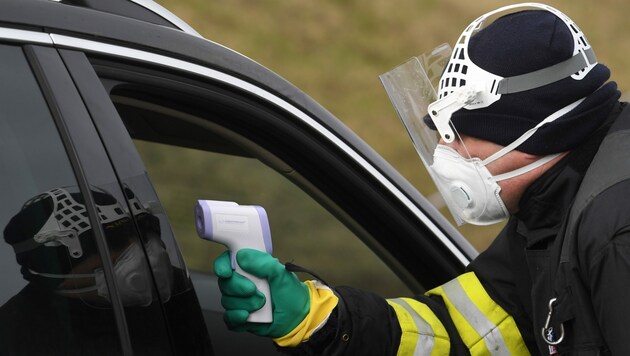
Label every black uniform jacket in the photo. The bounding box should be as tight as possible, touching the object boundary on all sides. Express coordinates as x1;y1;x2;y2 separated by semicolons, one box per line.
291;102;630;356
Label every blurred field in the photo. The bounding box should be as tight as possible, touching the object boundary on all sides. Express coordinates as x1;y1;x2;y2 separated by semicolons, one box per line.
153;0;630;251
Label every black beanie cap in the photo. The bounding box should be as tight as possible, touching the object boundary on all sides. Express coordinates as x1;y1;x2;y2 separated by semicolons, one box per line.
425;9;620;155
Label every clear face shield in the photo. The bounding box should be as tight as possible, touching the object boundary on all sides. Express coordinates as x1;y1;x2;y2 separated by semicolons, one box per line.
379;45;511;226
379;3;598;225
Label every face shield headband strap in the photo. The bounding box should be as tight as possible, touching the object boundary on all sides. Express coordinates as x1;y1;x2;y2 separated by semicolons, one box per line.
497;48;596;95
428;2;597;144
429;48;595;144
10;188;129;259
482;97;586;181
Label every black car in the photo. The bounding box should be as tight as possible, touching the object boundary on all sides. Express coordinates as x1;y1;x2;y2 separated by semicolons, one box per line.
0;1;477;354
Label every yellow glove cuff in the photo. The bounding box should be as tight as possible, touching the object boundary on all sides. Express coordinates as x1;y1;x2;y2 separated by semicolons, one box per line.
273;280;338;347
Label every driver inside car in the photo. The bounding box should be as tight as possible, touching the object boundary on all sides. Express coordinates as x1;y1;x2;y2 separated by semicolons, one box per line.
0;186;175;354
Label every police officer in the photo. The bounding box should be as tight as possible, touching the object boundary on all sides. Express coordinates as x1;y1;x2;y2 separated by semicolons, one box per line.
214;3;630;354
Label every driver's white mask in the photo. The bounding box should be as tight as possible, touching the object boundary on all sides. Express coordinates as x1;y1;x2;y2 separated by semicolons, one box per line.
94;241;152;306
94;239;174;306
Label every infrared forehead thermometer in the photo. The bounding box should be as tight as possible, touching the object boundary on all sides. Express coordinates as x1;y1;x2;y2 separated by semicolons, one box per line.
195;200;273;323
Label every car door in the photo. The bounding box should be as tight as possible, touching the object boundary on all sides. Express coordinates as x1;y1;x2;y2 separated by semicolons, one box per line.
0;41;207;355
52;27;477;355
55;47;214;355
0;41;132;355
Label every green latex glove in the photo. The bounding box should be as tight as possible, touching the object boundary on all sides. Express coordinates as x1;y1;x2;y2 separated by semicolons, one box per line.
213;248;310;338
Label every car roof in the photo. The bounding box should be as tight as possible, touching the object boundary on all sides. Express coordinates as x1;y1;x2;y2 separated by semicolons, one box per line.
1;0;276;87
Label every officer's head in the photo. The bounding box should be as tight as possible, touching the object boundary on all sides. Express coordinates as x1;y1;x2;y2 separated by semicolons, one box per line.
430;6;619;156
382;3;620;225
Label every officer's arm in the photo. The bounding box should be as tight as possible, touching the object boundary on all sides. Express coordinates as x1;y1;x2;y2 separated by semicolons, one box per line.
285;272;530;355
215;250;530;355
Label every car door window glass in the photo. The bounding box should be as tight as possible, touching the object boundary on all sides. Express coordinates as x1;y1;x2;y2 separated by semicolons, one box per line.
0;44;123;355
100;78;411;297
131;119;412;356
134;140;411;296
92;63;411;355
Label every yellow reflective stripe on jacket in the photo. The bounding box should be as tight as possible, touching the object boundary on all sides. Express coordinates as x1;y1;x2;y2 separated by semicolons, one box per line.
426;272;530;356
387;298;450;356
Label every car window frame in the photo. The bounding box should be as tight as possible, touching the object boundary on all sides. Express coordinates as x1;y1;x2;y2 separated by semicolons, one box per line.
58;46;217;352
65;46;469;290
21;43;137;356
74;54;425;356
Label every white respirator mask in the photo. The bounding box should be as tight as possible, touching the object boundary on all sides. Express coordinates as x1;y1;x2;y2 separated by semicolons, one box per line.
429;98;582;225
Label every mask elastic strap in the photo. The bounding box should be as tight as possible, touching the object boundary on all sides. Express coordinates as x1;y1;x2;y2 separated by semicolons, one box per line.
482;97;586;166
28;268;95;279
493;153;562;182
